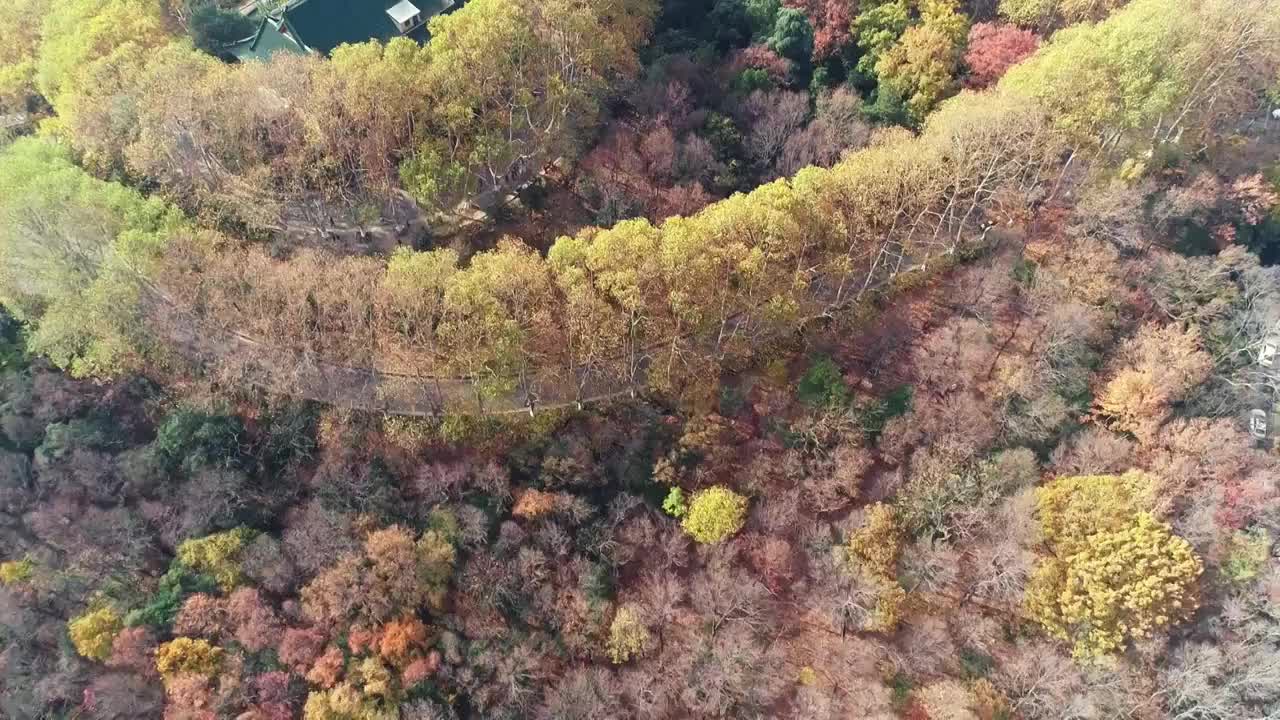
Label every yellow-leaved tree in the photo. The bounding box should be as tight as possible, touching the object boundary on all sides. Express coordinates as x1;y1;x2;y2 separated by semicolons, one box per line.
680;486;749;543
155;637;223;680
1026;473;1202;659
842;502;909;633
606;605;652;664
176;527;255;592
68;607;123;661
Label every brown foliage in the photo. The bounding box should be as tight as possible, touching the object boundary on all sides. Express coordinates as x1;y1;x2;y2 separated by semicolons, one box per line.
225;588;281;653
378;616;430;667
1095;324;1212;441
174;594;229;639
106;626;159;679
305;646;345;689
277;627;326;673
402;651;441;687
748;535;796;592
729;46;794;84
512;489;558;520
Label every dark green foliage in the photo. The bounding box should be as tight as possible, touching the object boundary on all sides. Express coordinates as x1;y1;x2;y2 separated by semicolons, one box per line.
654;0;715;35
124;563;219;631
189;3;256;55
773;418;810;450
809;65;832;93
252;401;318;476
152;408;244;474
746;0;781;39
703;112;749;192
426;507;461;542
1147;141;1190;174
589;192;644;227
34;417;120;464
1012;257;1037;286
959;647;995;678
0;309;28;373
768;8;814;64
858;384;913;439
242;648;285;675
517;178;550;212
703;112;745;162
488;200;515;224
1238;214;1280;266
797;356;851;409
1173;221;1216;257
646;28;705;60
733;68;774;94
708;0;753;50
862;85;910;126
649;0;756;56
888;671;915;712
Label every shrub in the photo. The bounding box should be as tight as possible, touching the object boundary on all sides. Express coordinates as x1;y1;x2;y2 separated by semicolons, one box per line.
34;419;117;465
254;400;318;474
959;647;995;679
681;486;749;543
303;682;386;720
0;557;34;585
845;503;902;576
857;384;912;438
606;605;652;663
896;443;988;537
0;310;28;372
416;528;457;601
919;679;978;720
69;607;123;661
844;503;909;633
152;408;244;474
382;416;436;454
662;487;688;518
425;507;460;541
798;356;851;408
980;447;1039;494
125;564;220;630
1222;527;1271;585
866;577;907;633
177;526;255;592
888;671;915;712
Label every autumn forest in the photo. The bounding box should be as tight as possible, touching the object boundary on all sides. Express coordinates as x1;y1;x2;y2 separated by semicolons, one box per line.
1;0;1280;718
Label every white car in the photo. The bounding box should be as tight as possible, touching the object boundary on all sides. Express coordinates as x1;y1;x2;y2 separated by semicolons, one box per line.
1250;409;1270;440
1261;340;1278;369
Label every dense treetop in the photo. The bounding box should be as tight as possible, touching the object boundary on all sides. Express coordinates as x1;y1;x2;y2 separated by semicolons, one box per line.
1;0;1280;718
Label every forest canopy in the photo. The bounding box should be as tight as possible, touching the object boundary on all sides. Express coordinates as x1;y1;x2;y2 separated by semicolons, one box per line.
1;0;1280;718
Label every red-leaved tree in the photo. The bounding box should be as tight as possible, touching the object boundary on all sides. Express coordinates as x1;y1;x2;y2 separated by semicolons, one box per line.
964;23;1040;88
